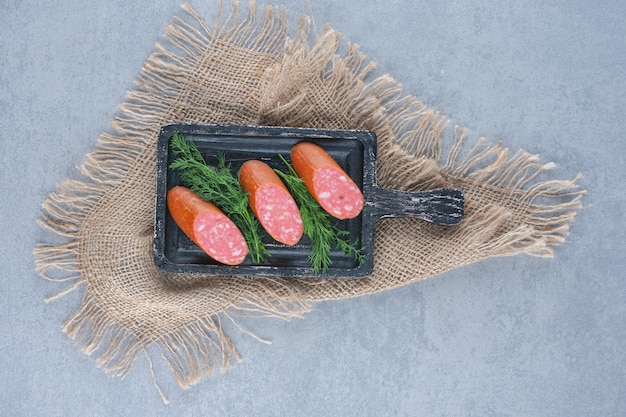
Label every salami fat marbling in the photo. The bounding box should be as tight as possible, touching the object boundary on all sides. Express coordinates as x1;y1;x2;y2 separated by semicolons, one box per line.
240;160;304;245
167;186;248;265
291;142;364;219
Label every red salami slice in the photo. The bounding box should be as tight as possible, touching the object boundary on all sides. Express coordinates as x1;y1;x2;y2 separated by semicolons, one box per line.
193;211;249;265
254;184;304;245
167;186;248;265
312;167;364;219
291;142;365;219
239;160;304;246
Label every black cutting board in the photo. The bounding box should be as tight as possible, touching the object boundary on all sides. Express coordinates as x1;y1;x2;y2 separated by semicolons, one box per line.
154;123;463;278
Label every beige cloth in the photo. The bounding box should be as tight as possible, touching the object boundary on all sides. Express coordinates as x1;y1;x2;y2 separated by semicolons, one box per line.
34;2;584;393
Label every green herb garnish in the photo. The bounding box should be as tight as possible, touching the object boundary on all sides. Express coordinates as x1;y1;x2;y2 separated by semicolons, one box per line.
274;155;365;273
169;133;268;263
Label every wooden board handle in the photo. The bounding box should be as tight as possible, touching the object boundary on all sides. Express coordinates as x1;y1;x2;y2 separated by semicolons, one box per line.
370;187;464;225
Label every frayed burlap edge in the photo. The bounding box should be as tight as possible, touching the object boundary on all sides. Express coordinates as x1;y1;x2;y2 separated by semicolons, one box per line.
33;1;585;402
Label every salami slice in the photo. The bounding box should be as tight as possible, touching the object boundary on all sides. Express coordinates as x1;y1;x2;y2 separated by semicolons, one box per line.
193;211;249;265
291;142;364;219
312;166;364;219
239;160;304;245
167;186;248;265
254;184;303;245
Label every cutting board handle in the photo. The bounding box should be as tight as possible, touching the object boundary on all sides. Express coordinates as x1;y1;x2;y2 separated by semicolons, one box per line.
369;187;464;225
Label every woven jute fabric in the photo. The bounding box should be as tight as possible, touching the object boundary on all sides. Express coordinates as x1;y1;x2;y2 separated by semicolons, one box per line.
34;2;584;395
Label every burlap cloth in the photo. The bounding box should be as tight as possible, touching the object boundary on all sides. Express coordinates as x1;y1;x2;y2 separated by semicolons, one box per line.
34;2;584;395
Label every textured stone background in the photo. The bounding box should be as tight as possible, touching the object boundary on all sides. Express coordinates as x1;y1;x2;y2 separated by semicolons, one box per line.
1;0;624;415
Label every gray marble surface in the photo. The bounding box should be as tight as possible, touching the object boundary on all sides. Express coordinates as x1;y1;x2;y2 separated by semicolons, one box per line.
1;1;624;415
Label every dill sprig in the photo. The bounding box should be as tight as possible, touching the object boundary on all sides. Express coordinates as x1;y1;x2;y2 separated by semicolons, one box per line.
274;155;365;273
169;132;268;263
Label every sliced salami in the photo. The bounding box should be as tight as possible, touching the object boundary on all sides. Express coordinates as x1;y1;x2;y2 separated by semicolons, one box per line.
167;186;249;265
254;184;304;246
312;167;364;219
291;142;365;220
239;160;304;246
193;212;249;265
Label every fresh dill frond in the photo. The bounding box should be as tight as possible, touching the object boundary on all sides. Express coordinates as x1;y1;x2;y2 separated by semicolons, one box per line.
169;132;268;263
274;155;365;273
